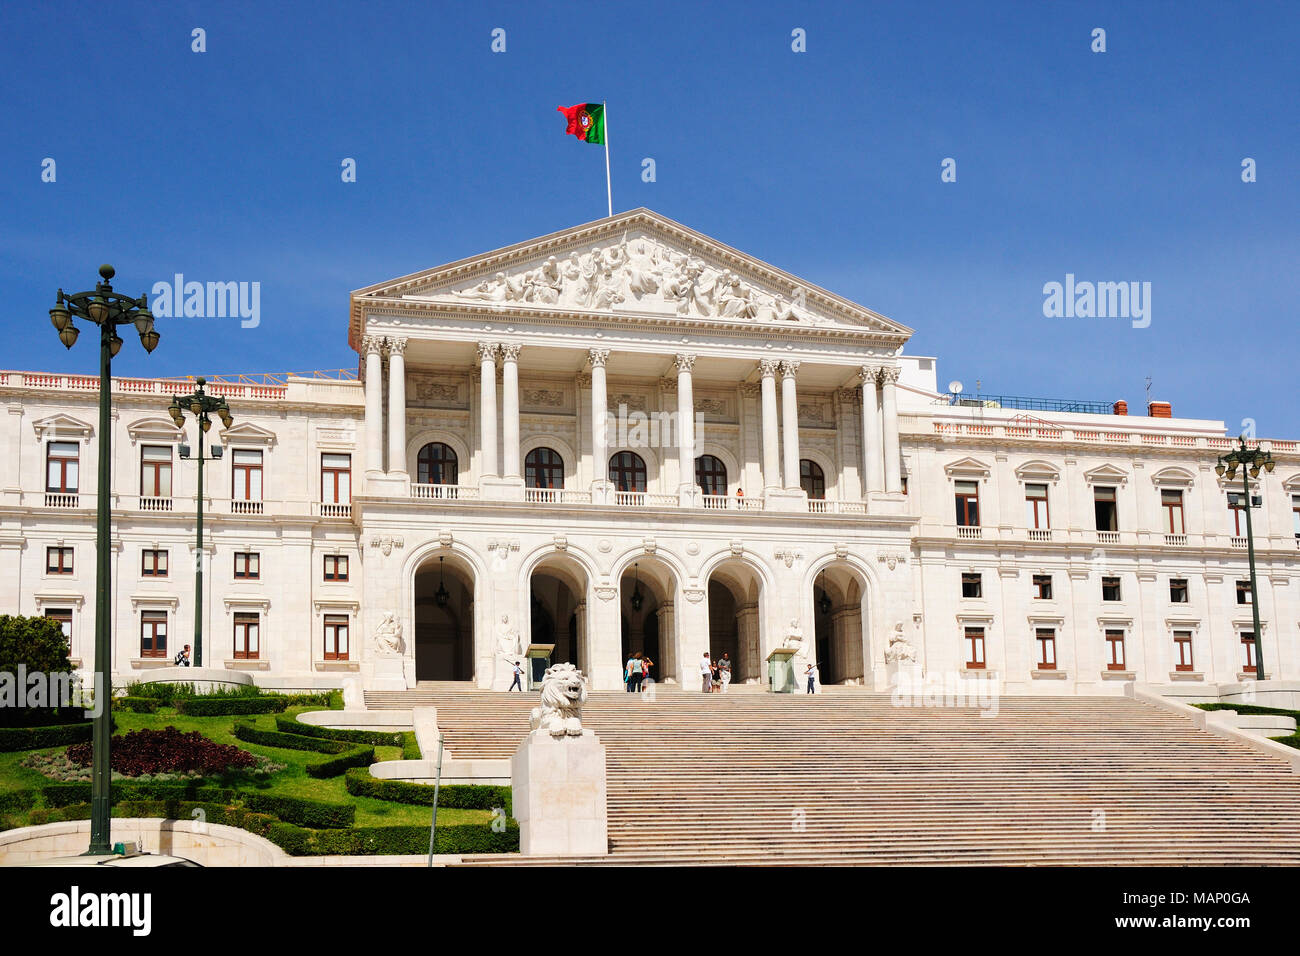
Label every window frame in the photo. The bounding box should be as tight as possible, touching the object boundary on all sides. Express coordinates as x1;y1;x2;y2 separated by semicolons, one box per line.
44;608;72;643
233;612;260;660
963;626;986;669
694;454;728;497
1032;574;1053;600
524;447;564;490
324;554;349;582
799;460;826;500
231;448;263;501
1105;629;1126;671
321;453;352;504
608;451;648;493
46;441;80;493
1236;580;1252;605
1161;489;1185;535
323;614;349;661
1101;576;1122;602
1241;632;1257;673
417;442;459;486
1035;627;1057;670
1169;578;1189;603
234;551;260;580
954;480;980;527
140;610;168;659
960;572;983;599
1093;486;1118;532
46;546;74;575
141;548;169;578
140;444;173;498
1024;483;1050;529
1173;631;1194;672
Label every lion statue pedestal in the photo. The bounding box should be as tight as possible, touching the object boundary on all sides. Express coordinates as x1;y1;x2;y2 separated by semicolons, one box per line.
510;663;608;857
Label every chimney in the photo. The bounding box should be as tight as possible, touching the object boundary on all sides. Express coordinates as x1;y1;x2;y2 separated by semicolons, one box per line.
1112;400;1128;416
1148;401;1172;418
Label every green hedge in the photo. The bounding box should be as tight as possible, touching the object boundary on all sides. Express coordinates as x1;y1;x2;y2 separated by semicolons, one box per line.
305;745;375;778
233;722;348;754
175;696;289;716
273;714;405;747
0;722;94;752
344;768;511;813
1195;703;1300;719
242;792;354;828
41;781;236;808
401;732;421;761
113;696;161;713
22;800;516;855
0;790;38;814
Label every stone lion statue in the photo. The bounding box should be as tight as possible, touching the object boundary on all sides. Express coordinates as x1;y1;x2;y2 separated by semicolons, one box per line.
529;662;588;738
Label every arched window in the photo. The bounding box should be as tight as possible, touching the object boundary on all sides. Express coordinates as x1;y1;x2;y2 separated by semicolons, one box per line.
695;454;728;496
417;442;458;485
525;447;565;489
608;451;647;492
800;459;826;500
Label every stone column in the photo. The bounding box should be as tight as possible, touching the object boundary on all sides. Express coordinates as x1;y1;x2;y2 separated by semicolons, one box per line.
363;336;385;475
656;601;676;686
477;342;499;478
780;361;801;491
759;359;782;494
589;349;610;500
386;337;407;477
860;366;884;494
735;602;761;682
675;353;696;503
501;343;522;480
881;366;901;493
572;601;587;670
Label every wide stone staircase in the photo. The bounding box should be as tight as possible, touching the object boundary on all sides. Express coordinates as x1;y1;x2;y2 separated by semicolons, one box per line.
364;684;1300;865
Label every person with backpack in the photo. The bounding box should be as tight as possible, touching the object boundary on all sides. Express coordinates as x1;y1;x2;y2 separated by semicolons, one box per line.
508;660;524;692
174;645;191;667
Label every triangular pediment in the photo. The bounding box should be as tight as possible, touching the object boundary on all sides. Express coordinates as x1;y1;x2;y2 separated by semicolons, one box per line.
32;413;93;442
350;208;912;345
218;421;277;446
126;416;184;444
943;456;992;478
1083;463;1129;484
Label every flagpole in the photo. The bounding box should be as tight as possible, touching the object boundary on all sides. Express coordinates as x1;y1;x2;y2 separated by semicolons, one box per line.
603;100;612;217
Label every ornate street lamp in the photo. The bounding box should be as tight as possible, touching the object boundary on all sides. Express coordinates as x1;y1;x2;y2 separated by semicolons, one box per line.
1215;436;1276;680
168;379;232;670
49;264;159;856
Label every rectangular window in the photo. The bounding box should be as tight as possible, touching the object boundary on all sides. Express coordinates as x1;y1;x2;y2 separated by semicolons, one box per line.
234;612;260;660
1094;486;1118;532
140;611;168;658
44;608;72;643
324;614;349;661
1169;578;1189;603
1025;483;1050;529
1174;631;1194;672
963;627;986;669
1236;580;1252;605
1105;629;1126;671
324;554;349;581
1241;632;1257;673
1102;576;1122;601
234;552;260;580
1032;574;1053;600
141;549;169;577
1292;495;1299;538
321;454;352;504
140;444;173;498
46;442;79;493
1035;628;1057;670
1161;489;1185;535
232;449;263;501
955;481;980;527
961;572;983;599
46;546;73;575
1230;495;1248;537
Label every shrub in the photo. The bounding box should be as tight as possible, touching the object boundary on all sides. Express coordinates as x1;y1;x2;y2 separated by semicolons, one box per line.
273;714;405;747
0;722;94;752
114;696;161;713
344;768;511;813
401;732;422;761
67;726;258;776
40;781;236;808
0;789;38;814
305;745;375;779
242;792;355;828
175;696;288;716
0;615;82;727
233;723;348;754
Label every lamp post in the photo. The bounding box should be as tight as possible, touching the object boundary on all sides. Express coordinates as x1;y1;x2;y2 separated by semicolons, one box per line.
167;379;233;669
49;265;160;856
1215;436;1276;680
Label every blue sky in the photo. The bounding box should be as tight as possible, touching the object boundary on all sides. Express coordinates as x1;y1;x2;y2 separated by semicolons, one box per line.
1;0;1296;434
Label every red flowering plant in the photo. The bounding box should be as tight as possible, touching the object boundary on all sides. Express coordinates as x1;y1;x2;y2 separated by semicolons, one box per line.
64;726;261;778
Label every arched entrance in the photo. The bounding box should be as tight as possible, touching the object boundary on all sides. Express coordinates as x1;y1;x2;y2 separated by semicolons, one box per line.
619;557;678;685
811;563;868;685
706;560;764;684
528;555;589;671
413;554;475;681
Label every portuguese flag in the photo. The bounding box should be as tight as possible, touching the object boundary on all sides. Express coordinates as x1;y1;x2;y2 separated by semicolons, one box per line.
557;103;606;144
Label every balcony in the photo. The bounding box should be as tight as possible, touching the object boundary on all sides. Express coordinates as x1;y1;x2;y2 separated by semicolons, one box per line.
1097;531;1120;545
1027;528;1053;542
1164;534;1188;546
138;496;173;512
230;499;264;515
808;499;866;515
43;492;80;508
1231;536;1248;549
314;502;352;518
614;491;678;507
412;483;477;501
956;525;982;539
524;488;593;505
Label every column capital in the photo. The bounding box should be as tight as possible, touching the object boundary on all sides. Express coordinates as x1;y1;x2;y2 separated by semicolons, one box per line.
575;372;592;388
659;377;678;393
758;358;781;378
738;382;761;398
499;342;522;362
476;341;500;362
385;336;408;356
859;365;881;385
361;334;386;356
674;353;697;373
588;348;610;368
879;365;901;385
779;360;800;379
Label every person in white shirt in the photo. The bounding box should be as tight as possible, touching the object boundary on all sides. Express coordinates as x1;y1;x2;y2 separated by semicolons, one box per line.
805;663;817;694
700;652;713;693
719;653;732;692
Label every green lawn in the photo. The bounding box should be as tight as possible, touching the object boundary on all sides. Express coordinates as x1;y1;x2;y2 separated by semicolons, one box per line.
1;705;495;829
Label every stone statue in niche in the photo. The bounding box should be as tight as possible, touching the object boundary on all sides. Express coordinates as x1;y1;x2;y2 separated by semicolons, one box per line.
884;623;919;664
782;619;806;656
373;611;403;657
496;613;522;660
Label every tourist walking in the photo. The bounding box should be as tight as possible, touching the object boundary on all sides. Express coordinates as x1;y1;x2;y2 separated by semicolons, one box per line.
700;652;713;693
641;656;654;690
508;660;524;692
805;662;817;694
719;652;732;692
626;652;641;692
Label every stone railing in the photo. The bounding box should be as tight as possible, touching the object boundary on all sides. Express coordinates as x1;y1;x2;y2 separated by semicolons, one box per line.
927;421;1296;453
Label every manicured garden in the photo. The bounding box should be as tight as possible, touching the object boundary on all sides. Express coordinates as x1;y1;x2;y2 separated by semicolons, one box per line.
1193;701;1300;750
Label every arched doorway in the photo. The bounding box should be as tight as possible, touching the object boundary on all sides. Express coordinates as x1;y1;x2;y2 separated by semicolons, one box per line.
811;563;868;685
706;560;764;684
528;555;589;671
413;554;475;681
619;557;677;685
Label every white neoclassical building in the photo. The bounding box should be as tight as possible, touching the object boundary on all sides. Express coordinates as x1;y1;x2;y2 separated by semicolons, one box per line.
2;209;1297;694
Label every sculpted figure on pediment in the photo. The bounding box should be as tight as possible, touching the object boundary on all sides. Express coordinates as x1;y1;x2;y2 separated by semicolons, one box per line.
716;271;760;319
